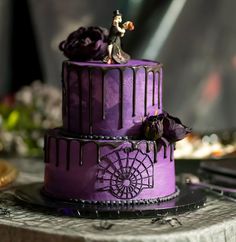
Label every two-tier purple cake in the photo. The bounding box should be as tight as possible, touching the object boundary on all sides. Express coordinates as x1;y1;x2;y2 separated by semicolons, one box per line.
43;14;190;204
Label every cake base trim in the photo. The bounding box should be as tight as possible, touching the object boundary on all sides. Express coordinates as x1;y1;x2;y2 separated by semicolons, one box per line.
41;187;180;205
14;182;206;219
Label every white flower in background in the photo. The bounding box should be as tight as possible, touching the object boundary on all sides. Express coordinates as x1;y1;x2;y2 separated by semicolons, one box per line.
29;81;62;127
32;112;43;126
37;137;44;149
0;80;62;157
0;131;14;152
15;135;28;156
15;86;33;105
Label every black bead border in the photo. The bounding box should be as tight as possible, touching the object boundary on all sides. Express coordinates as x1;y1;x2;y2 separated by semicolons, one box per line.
60;129;141;141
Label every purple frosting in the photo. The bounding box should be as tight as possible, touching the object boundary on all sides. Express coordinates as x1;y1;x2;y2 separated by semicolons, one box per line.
62;59;163;137
44;129;176;202
59;26;109;61
43;58;179;203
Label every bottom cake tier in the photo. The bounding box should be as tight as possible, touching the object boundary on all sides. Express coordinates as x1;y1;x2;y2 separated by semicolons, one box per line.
43;128;177;204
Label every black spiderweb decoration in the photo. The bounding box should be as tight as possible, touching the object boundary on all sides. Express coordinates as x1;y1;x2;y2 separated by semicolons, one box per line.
97;148;154;199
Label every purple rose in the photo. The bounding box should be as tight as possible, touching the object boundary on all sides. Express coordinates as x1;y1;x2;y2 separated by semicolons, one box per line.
162;113;191;142
143;114;164;141
59;26;108;61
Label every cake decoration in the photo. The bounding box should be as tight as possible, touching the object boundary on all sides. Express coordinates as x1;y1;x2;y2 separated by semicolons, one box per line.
162;112;192;142
59;26;109;61
42;10;192;205
14;10;207;218
44;129;174;169
44;57;177;202
59;10;134;64
97;148;154;199
143;111;191;142
143;114;164;141
103;10;134;64
62;60;162;136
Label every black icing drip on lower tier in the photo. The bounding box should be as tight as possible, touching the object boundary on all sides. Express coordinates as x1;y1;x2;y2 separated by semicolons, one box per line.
153;141;158;164
79;142;83;166
63;62;162;135
55;139;59;167
66;141;71;170
44;130;175;171
43;136;48;163
170;143;174;162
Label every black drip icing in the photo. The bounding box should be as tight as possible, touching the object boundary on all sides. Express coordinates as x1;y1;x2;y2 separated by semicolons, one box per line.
43;135;48;163
55;139;59;167
119;68;124;129
63;62;162;134
158;69;161;109
131;67;137;117
170;143;175;162
144;67;148;116
66;64;71;131
44;131;175;170
101;70;106;120
88;68;93;134
152;71;155;106
66;141;71;170
61;62;66;127
78;69;83;132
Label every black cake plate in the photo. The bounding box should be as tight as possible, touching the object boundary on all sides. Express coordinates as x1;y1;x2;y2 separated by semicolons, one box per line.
14;182;206;219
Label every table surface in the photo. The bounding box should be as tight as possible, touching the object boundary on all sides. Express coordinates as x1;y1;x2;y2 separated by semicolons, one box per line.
1;158;236;242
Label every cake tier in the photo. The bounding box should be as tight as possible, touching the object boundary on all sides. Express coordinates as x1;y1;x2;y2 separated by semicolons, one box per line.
62;59;163;137
44;128;176;203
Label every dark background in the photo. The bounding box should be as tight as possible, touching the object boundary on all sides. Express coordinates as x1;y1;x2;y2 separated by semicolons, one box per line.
10;0;42;92
0;0;236;132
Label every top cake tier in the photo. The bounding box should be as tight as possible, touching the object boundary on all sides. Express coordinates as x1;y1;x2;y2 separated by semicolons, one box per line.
62;59;163;137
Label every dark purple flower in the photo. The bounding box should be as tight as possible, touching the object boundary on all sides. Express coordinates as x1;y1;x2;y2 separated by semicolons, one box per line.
59;26;109;61
162;113;191;142
143;114;164;141
142;111;191;142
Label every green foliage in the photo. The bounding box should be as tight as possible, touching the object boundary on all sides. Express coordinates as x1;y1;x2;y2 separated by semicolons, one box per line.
0;81;61;158
0;104;44;157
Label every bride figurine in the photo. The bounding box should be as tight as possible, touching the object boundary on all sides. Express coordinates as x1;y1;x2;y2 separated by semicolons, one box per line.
104;10;134;64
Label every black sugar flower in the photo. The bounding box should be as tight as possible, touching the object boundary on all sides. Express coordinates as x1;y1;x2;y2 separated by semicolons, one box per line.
143;114;164;141
162;113;191;143
59;26;109;61
143;112;191;143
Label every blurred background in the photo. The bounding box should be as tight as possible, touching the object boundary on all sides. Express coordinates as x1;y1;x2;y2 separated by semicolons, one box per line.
0;0;235;157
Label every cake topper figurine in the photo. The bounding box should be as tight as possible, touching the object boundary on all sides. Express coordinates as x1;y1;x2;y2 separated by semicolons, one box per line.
103;10;134;64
